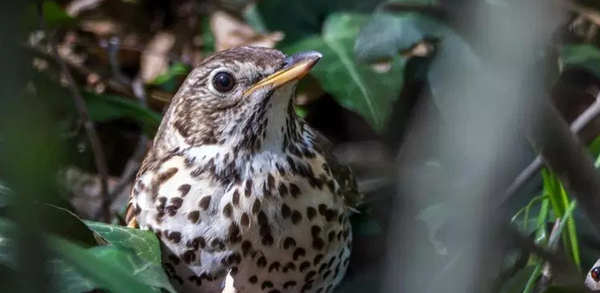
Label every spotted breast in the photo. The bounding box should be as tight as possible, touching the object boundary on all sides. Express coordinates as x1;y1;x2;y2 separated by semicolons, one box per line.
126;46;362;293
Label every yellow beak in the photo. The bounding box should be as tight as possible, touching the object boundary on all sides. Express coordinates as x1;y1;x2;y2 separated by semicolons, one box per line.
244;51;322;97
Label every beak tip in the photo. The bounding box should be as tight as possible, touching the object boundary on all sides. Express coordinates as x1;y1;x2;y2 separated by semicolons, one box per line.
284;51;323;68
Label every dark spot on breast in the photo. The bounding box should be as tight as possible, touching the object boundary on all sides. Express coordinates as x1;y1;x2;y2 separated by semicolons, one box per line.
276;163;286;176
283;281;297;289
281;204;291;219
327;256;337;269
258;211;268;225
178;184;191;197
211;238;225;250
283;237;296;249
257;256;267;268
187;210;200;224
323;270;331;279
150;167;179;200
261;280;273;289
267;173;275;190
241;212;250;227
289;183;301;198
291;210;302;224
260;223;271;237
314;254;324;266
278;183;289;197
318;263;327;274
168;254;180;265
293;247;306;260
299;261;311;272
312;237;325;250
242;240;253;257
166;231;181;243
325;209;337;222
170;197;183;208
268;290;280;293
232;190;240;206
245;179;253;197
268;261;280;272
252;199;261;215
305;271;316;282
228;223;241;243
283;262;296;272
307;207;316;221
181;250;197;264
318;204;327;216
249;275;258;284
262;234;274;246
328;231;335;242
223;203;233;218
199;196;211;210
311;226;321;236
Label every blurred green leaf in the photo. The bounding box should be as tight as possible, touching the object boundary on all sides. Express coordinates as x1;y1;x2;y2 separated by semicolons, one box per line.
258;0;382;46
354;11;441;64
25;1;77;30
150;62;191;87
85;221;162;265
84;92;162;134
284;13;406;132
39;203;98;247
499;265;536;293
560;44;600;79
51;235;164;293
88;246;175;293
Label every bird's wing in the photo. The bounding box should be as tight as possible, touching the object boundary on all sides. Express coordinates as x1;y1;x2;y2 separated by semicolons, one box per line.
313;133;363;211
125;149;156;228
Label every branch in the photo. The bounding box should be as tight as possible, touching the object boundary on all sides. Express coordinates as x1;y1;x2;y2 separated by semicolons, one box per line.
37;0;110;221
524;84;600;238
503;93;600;204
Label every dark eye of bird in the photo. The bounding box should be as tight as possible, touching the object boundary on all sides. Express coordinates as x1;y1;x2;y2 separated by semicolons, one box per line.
592;267;600;281
212;72;235;93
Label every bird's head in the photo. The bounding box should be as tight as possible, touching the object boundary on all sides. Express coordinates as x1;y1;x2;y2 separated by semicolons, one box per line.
155;46;322;155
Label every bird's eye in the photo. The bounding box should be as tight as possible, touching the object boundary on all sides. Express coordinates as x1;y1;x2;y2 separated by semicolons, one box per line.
212;72;235;93
592;267;600;282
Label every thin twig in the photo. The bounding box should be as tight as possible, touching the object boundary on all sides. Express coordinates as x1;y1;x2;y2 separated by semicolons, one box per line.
37;0;110;222
503;93;600;203
93;77;149;220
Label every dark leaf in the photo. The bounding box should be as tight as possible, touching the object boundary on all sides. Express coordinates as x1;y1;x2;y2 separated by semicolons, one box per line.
284;13;406;131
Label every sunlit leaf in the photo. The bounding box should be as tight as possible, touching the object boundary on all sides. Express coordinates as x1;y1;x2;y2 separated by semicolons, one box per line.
284;13;406;132
85;221;162;264
84;92;162;134
560;44;600;79
354;11;440;64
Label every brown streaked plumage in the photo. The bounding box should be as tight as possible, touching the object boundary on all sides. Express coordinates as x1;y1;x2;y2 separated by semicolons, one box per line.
126;46;362;293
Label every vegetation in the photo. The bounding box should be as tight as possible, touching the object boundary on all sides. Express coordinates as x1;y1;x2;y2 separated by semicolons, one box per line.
3;0;600;293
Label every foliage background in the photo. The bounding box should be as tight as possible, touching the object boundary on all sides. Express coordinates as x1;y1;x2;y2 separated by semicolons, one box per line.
3;0;600;293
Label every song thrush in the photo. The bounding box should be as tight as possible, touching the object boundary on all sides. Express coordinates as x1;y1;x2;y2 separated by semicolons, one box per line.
126;46;362;293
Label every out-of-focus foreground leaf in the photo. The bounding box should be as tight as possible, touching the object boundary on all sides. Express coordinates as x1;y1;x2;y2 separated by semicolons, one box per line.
560;44;600;79
284;13;406;132
0;205;174;293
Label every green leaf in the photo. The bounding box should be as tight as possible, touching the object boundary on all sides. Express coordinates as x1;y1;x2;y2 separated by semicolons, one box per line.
51;236;162;293
257;0;382;46
354;11;441;64
284;13;406;132
87;246;175;293
85;221;162;264
150;62;191;87
83;92;162;134
560;44;600;79
24;1;78;31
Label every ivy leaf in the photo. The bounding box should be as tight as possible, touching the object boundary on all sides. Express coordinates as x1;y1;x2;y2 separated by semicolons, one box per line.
85;221;162;264
354;11;441;64
83;92;162;135
284;13;406;132
560;44;600;79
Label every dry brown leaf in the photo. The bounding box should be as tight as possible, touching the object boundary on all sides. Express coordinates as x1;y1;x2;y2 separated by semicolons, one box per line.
140;31;177;83
210;10;284;52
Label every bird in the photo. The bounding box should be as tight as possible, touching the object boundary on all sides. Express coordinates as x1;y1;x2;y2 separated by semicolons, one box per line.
125;46;362;293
